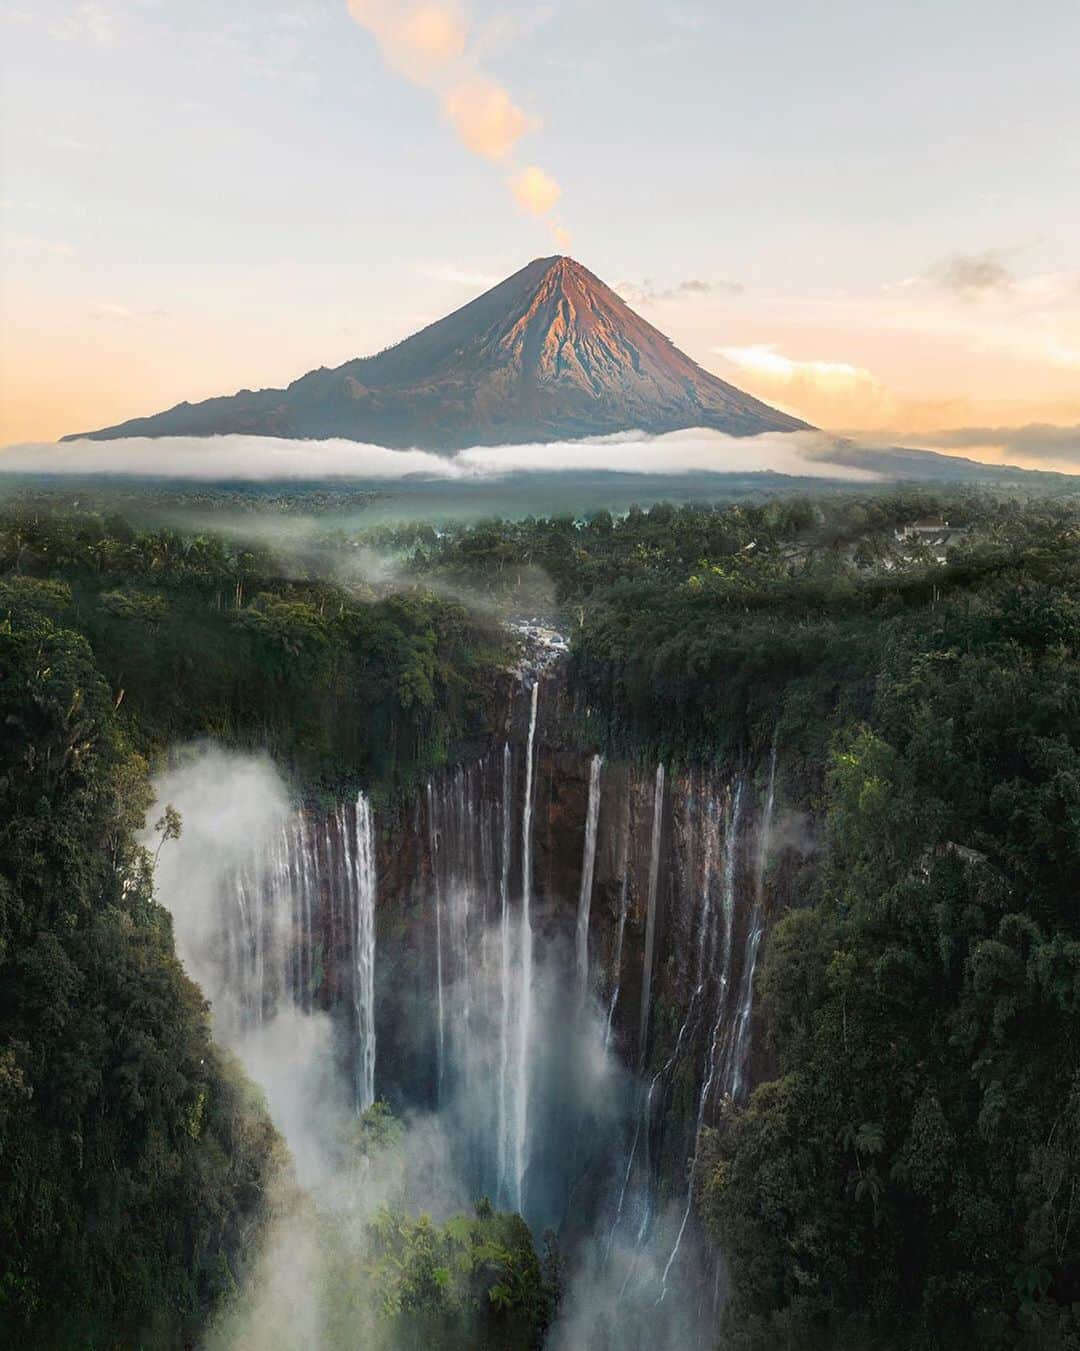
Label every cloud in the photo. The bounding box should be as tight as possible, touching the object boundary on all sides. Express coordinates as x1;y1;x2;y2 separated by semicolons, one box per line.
913;422;1080;466
617;277;743;306
444;77;536;160
346;1;564;232
89;302;136;321
926;249;1014;296
88;301;170;322
0;429;881;482
417;263;501;288
717;343;868;385
714;343;907;429
509;164;561;215
48;1;114;44
3;234;74;257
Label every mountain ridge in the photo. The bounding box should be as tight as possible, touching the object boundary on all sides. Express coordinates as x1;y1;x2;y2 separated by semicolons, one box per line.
63;256;811;450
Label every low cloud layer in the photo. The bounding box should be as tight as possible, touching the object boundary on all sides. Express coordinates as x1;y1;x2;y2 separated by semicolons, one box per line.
0;428;882;482
910;422;1080;467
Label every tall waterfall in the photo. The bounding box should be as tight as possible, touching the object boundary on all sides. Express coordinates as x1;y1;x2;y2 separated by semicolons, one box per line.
514;680;541;1214
658;777;746;1299
604;792;633;1050
576;754;603;996
726;747;775;1101
426;780;446;1101
150;714;789;1351
497;742;514;1200
419;737;541;1215
353;793;377;1112
638;763;666;1063
207;793;380;1112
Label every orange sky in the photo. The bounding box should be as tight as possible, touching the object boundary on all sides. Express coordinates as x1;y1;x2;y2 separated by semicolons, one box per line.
3;0;1079;468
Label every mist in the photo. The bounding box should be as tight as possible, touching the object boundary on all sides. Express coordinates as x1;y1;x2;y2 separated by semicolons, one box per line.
142;744;715;1349
2;426;881;481
141;747;353;1187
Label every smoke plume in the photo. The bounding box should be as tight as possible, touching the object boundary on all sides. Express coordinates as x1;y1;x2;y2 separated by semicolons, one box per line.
346;1;567;239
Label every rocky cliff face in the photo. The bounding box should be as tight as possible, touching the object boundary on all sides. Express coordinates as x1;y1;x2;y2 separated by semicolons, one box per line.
231;662;794;1192
65;257;809;448
186;657;805;1333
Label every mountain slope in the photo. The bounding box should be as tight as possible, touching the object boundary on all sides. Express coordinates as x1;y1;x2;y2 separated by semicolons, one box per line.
64;257;810;449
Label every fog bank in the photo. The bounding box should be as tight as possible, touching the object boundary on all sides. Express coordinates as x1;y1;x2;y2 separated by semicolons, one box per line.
2;427;881;481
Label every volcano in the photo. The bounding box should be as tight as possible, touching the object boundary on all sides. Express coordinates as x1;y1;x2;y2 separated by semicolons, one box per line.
65;256;810;449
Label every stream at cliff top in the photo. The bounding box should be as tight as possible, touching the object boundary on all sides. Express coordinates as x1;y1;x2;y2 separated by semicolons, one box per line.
147;661;783;1348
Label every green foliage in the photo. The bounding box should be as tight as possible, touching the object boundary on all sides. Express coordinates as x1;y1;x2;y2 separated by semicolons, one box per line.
8;488;1080;1348
215;1103;557;1351
371;486;1080;1349
0;572;283;1348
358;1201;551;1348
0;504;509;797
697;518;1080;1349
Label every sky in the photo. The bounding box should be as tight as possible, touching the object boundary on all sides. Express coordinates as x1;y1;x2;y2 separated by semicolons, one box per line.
2;0;1080;469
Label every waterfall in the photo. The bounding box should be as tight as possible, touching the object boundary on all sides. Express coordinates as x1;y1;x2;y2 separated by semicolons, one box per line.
660;774;721;1067
513;680;541;1214
353;793;377;1113
659;759;775;1301
604;791;633;1050
158;730;783;1347
297;815;315;1012
426;780;446;1101
638;763;665;1064
451;769;474;1070
726;748;776;1101
576;754;603;997
608;1073;659;1256
604;874;629;1050
211;796;381;1116
497;743;513;1202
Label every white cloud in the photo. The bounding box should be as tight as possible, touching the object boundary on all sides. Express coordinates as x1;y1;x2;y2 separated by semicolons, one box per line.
88;301;170;322
711;342;905;429
0;429;881;481
717;344;866;384
417;263;500;288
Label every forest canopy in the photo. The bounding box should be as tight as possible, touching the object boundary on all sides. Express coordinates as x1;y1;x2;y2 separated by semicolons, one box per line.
4;485;1080;1348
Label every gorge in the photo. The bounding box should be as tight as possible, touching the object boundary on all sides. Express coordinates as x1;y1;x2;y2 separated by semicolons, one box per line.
149;646;792;1348
7;491;1077;1349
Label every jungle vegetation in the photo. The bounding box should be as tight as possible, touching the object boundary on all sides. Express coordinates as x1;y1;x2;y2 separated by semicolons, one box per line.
4;486;1080;1348
396;487;1080;1349
204;1101;557;1351
0;502;507;1346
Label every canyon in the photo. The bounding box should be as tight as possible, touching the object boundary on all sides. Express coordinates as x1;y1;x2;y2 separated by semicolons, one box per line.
152;642;800;1346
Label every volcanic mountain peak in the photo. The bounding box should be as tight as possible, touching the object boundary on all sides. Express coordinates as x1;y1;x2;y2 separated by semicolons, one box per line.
66;256;810;449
